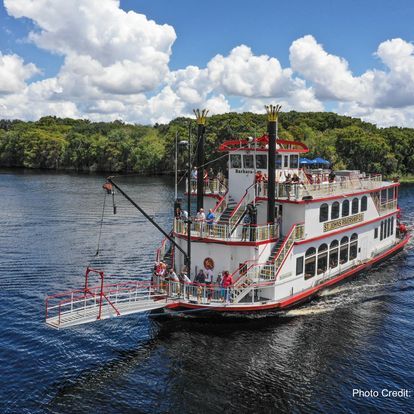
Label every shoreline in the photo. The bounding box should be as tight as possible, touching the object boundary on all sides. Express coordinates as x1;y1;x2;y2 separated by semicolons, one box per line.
2;166;414;185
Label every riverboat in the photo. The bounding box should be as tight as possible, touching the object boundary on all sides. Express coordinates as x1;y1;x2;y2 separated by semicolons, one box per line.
45;106;410;328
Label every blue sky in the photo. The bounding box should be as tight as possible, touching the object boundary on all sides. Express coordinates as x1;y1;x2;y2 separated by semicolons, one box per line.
0;0;414;126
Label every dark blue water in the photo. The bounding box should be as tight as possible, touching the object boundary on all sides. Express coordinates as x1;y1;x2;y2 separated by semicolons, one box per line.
0;171;413;413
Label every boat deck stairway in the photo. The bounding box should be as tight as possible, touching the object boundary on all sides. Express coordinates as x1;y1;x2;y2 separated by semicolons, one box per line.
217;196;237;223
230;223;305;302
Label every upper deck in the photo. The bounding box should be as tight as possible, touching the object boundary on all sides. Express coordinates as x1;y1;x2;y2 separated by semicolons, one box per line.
257;172;395;202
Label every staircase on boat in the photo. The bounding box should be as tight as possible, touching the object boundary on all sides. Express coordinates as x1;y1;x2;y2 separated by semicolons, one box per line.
217;195;237;224
231;223;305;303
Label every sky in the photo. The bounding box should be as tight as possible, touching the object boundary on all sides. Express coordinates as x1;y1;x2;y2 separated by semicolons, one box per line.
0;0;414;126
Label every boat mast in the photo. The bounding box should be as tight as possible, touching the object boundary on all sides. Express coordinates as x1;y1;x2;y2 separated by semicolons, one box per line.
194;109;208;212
266;104;282;224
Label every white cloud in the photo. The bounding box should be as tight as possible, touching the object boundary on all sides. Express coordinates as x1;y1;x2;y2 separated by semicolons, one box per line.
4;0;176;95
2;1;414;127
208;45;296;97
0;53;39;94
289;35;367;101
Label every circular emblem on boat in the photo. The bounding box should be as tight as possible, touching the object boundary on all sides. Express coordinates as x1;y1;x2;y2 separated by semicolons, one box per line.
203;257;214;270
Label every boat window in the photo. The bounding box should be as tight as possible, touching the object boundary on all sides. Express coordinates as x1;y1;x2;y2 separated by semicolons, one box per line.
243;154;254;169
381;189;387;203
230;154;242;169
320;203;329;222
342;200;349;217
256;154;267;169
374;227;378;239
341;236;349;245
340;240;349;264
305;248;316;279
387;187;394;201
349;238;358;260
284;155;289;168
387;217;391;238
276;154;282;168
350;233;358;241
390;217;394;235
329;242;339;268
306;247;316;256
361;196;368;212
352;198;359;215
290;154;299;169
296;256;304;276
380;220;384;240
331;201;340;219
319;243;328;252
317;245;328;274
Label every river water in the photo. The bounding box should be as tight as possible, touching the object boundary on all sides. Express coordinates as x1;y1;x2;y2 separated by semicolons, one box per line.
0;170;413;413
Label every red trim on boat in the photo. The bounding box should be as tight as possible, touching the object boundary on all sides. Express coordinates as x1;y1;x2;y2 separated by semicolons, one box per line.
167;235;410;312
218;135;309;153
256;182;400;204
173;232;279;246
278;234;410;308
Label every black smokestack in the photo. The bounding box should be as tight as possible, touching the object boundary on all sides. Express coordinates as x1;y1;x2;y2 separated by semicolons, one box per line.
266;104;281;224
193;109;208;212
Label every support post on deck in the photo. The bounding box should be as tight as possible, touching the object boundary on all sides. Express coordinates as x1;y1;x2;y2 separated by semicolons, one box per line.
266;104;282;224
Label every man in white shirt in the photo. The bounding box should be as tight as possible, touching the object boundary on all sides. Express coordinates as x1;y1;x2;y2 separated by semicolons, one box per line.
195;208;205;234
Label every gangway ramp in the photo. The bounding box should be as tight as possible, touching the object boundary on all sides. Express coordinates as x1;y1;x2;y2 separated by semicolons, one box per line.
45;268;171;329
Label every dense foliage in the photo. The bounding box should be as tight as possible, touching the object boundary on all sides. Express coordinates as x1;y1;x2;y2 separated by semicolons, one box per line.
0;112;413;177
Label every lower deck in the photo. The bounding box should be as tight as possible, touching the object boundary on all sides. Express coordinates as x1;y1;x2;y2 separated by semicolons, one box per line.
45;235;409;328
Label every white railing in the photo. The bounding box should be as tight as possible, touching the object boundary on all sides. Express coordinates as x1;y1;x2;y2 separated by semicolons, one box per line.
186;178;228;195
258;174;383;200
228;222;305;296
174;218;279;242
45;280;167;328
379;199;397;214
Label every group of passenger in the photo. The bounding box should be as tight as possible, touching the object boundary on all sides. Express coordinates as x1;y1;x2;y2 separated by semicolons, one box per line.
190;167;226;194
153;261;234;303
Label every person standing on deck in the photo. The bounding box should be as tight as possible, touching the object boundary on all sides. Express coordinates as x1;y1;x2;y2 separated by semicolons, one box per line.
206;209;215;235
222;271;233;303
255;170;263;195
195;208;206;235
191;167;197;192
241;213;251;241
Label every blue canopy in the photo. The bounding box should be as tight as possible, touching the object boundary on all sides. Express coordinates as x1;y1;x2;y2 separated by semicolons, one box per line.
299;158;312;164
313;157;330;164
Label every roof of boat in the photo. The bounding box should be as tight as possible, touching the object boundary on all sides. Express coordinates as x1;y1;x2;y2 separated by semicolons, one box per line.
218;134;309;153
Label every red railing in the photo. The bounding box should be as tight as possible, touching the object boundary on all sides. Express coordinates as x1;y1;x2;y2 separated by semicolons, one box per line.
212;190;229;214
228;183;256;221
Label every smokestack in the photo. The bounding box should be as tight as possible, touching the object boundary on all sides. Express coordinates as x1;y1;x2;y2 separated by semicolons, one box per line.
265;104;282;224
193;109;208;212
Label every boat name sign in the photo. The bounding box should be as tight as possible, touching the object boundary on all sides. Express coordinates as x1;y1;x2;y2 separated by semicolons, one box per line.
323;213;364;232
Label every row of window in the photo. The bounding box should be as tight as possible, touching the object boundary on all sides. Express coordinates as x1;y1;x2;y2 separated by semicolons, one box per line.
296;233;359;279
374;217;394;241
380;187;396;203
229;154;299;170
320;197;367;222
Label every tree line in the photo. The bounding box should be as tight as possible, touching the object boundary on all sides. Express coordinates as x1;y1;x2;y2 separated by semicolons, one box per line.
0;112;413;178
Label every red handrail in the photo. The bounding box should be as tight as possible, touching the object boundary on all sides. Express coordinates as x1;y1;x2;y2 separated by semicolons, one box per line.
229;183;256;219
212;190;228;214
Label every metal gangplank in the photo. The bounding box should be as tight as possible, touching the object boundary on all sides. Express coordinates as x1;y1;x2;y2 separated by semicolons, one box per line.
45;268;172;329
